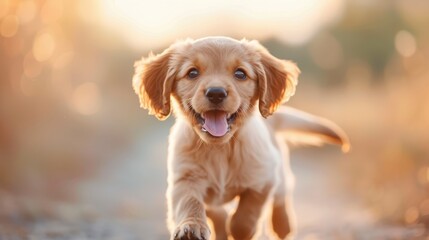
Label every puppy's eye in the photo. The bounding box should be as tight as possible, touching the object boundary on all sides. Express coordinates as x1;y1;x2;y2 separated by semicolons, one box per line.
234;69;247;80
187;68;199;79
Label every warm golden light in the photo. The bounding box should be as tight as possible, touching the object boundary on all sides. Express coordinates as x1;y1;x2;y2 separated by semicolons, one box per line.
100;0;344;49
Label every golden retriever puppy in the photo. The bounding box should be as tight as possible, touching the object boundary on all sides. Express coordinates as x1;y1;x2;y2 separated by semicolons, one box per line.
132;37;349;240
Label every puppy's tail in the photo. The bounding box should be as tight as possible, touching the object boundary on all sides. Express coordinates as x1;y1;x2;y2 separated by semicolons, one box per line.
265;106;350;152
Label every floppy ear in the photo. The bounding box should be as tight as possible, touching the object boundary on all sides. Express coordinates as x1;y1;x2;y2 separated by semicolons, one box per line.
252;43;300;118
132;49;175;120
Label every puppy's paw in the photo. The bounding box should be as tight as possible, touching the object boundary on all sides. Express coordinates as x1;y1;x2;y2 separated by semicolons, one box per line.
172;219;210;240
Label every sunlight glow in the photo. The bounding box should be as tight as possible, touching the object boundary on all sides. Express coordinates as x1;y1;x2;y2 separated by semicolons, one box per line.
395;30;417;57
100;0;344;49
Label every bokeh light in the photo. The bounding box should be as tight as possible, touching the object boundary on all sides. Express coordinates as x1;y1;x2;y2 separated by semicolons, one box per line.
32;31;56;62
0;0;10;18
70;82;101;115
40;0;63;24
0;14;19;37
308;33;344;70
404;207;419;224
17;0;37;23
395;30;417;57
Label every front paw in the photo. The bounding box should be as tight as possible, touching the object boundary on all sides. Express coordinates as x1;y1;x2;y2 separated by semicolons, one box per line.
172;219;210;240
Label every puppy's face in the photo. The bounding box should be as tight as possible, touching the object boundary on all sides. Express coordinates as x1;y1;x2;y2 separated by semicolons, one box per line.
133;37;300;144
172;39;260;143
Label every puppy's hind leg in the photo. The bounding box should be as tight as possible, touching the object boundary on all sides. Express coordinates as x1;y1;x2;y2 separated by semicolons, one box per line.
272;194;295;239
206;206;228;240
271;172;296;239
229;188;271;240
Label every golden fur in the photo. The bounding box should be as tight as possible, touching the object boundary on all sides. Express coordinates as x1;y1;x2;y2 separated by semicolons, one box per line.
133;37;349;240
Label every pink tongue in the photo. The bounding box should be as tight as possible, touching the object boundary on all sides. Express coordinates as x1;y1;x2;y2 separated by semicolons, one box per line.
202;111;228;137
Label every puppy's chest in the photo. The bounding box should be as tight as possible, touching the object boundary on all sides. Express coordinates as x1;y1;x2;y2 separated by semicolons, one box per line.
201;147;272;205
203;160;242;205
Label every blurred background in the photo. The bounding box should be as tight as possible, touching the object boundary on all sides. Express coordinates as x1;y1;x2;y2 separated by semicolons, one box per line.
1;0;428;239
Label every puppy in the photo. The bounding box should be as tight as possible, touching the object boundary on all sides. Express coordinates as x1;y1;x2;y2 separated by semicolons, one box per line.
133;37;349;240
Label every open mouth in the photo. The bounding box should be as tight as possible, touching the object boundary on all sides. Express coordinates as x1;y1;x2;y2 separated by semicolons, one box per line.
192;109;238;137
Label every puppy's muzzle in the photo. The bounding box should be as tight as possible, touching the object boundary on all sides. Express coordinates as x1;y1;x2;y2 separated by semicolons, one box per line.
205;87;227;104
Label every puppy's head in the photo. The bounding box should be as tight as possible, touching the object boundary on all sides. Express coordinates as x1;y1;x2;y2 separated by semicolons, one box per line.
133;37;300;144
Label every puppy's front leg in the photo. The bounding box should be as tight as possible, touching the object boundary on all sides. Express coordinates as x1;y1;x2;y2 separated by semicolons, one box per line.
168;172;210;240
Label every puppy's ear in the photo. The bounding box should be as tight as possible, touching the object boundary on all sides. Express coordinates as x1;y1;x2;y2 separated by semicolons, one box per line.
250;42;300;118
132;49;175;120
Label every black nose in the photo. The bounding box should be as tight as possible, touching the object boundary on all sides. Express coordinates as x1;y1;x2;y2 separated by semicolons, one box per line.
205;87;227;104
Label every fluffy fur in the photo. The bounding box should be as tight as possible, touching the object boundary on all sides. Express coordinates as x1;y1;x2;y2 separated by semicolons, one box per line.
133;37;349;240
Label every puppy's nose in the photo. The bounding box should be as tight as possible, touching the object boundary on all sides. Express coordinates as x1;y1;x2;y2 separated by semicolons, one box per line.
205;87;227;104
